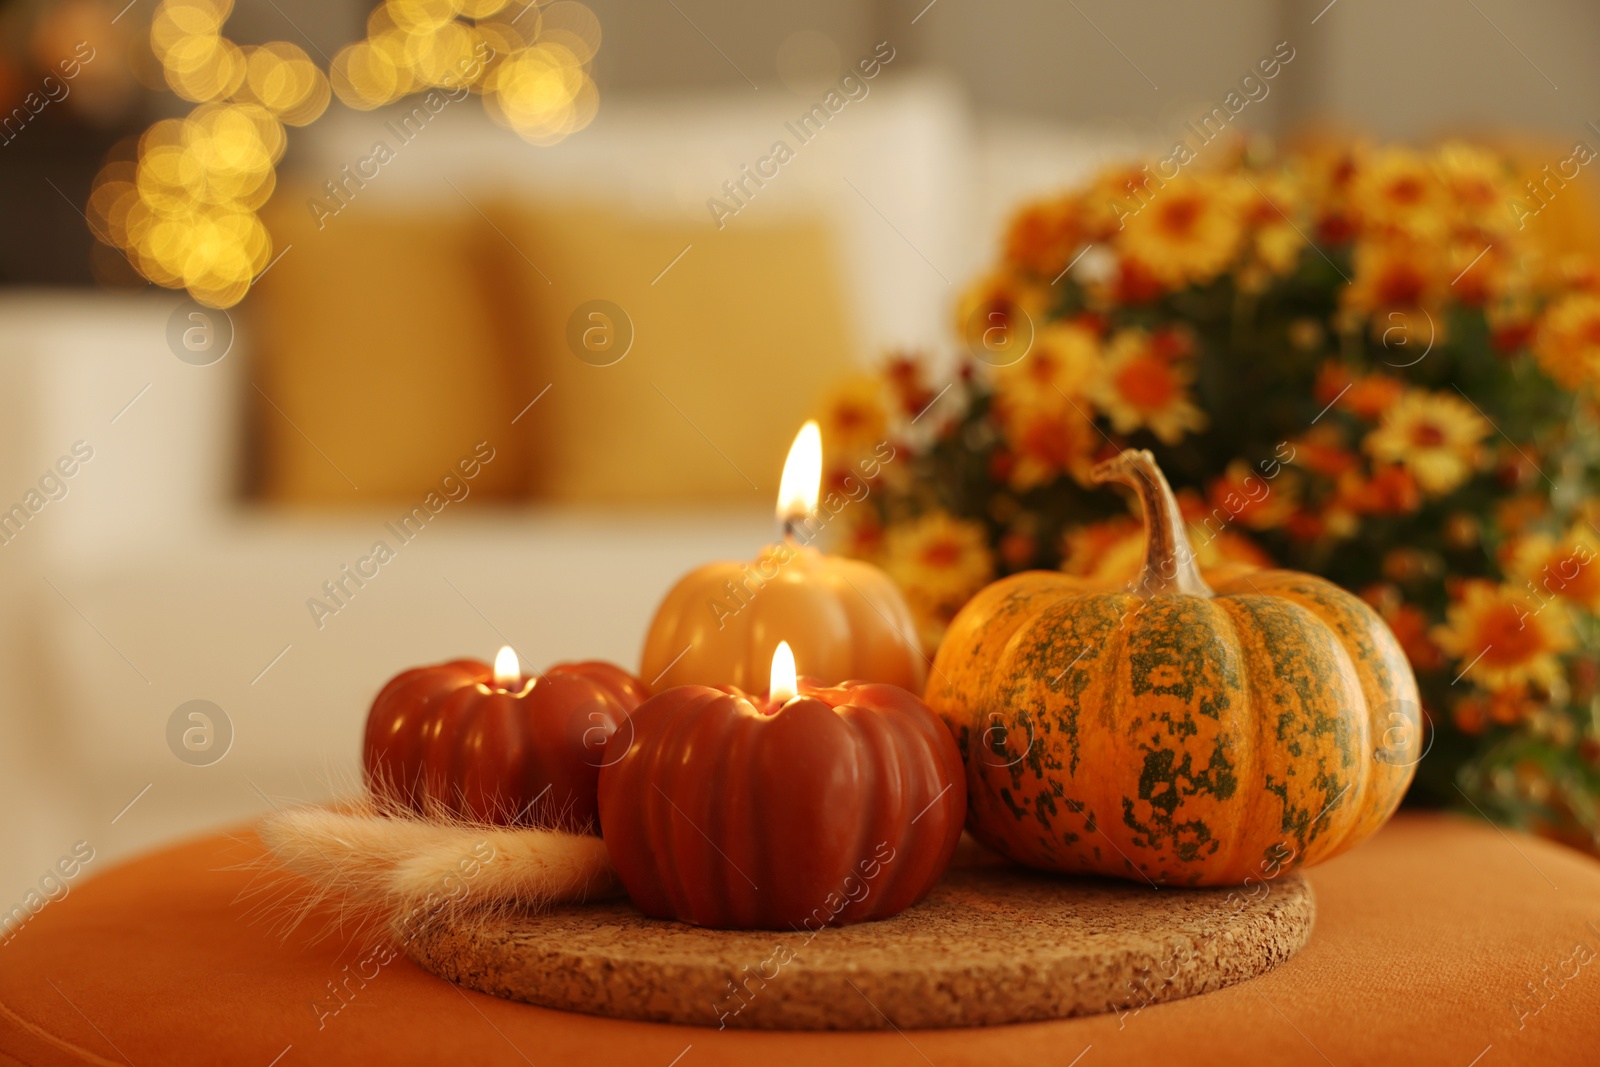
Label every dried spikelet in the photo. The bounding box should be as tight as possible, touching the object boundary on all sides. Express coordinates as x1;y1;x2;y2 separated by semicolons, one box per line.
249;794;618;946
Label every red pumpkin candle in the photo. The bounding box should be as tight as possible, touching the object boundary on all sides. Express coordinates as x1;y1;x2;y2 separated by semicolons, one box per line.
598;642;965;930
640;421;926;693
364;647;647;832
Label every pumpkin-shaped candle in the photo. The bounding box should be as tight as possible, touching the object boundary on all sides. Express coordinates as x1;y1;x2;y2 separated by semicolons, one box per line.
364;646;647;831
640;421;925;692
600;642;965;930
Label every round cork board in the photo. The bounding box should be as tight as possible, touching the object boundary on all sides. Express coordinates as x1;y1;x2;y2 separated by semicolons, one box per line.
406;850;1314;1030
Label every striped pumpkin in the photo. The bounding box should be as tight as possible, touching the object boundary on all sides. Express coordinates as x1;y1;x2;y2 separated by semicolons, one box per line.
926;449;1421;886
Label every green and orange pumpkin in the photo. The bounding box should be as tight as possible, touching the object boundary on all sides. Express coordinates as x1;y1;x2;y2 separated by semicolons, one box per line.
926;449;1421;886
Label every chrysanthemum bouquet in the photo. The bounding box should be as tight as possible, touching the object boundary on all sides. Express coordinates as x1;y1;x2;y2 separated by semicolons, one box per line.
817;139;1600;848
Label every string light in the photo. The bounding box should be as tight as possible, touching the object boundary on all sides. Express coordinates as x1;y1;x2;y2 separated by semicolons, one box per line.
86;0;600;308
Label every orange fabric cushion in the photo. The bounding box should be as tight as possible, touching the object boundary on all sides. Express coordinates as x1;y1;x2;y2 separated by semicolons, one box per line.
0;813;1596;1065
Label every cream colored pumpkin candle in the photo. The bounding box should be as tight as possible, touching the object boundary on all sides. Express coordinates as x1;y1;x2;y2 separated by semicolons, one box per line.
641;422;926;693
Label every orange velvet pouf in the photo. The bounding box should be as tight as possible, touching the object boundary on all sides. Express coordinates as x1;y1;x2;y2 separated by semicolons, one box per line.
1;813;1598;1066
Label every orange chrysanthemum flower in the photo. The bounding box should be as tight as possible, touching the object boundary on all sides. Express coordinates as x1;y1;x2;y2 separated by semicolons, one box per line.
1505;528;1600;612
1342;371;1405;421
1302;142;1366;244
1445;240;1510;307
1344;464;1424;516
1496;494;1550;536
1087;164;1166;239
999;402;1099;491
1362;584;1446;673
1344;237;1445;321
1318;363;1408;422
989;320;1104;492
1452;685;1540;735
1291;425;1360;478
1004;195;1083;279
1206;459;1299;532
1313;361;1353;406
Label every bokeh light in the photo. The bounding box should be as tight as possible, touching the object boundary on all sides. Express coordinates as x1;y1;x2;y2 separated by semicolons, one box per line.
330;0;599;133
87;0;601;307
483;40;598;146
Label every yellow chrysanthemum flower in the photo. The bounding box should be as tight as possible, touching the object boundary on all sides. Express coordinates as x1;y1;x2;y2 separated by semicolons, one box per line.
1444;238;1510;307
1363;389;1490;496
993;321;1101;413
818;374;889;460
884;510;995;608
1059;512;1270;586
955;271;1052;362
987;322;1106;490
1533;291;1600;388
1432;580;1573;692
1116;174;1245;289
1090;328;1207;444
1239;170;1305;278
1352;146;1448;239
1433;141;1510;235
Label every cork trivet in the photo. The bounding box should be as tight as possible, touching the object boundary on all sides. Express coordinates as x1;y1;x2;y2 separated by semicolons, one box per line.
406;844;1315;1030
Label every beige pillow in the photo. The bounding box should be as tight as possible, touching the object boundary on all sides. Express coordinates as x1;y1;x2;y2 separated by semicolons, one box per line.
245;191;532;504
485;200;858;503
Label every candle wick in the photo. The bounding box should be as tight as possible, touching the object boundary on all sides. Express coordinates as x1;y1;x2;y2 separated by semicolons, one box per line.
781;516;813;544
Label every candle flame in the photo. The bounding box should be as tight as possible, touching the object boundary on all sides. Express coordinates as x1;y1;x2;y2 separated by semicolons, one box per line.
776;420;822;527
769;641;798;704
492;645;521;688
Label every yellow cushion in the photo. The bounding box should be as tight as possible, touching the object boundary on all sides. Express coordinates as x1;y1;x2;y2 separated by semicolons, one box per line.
245;192;532;504
485;200;857;504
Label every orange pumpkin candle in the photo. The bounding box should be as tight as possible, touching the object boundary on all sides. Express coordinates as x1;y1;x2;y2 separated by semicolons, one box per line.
600;642;965;930
363;646;647;832
640;422;925;692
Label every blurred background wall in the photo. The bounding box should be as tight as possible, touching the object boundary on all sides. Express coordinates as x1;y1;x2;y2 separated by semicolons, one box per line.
9;0;1600;288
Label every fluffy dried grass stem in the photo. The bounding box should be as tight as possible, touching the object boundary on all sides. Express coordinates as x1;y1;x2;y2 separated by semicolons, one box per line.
254;799;617;943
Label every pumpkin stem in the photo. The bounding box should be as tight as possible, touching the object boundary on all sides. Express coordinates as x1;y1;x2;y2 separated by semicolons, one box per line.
1089;449;1214;598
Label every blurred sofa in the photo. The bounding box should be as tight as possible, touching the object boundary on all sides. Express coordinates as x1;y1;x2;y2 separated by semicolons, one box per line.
0;74;1147;892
